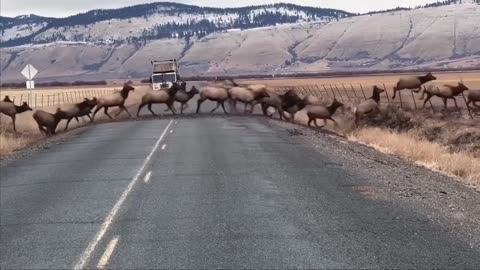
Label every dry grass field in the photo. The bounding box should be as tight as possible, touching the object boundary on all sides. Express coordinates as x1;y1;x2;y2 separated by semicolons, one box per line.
246;71;480;110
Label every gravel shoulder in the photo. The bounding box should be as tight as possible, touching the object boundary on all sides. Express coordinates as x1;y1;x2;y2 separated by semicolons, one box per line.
268;118;480;250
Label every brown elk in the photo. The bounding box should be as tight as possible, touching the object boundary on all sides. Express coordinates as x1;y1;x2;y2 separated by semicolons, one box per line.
33;108;68;135
196;86;230;114
466;89;480;109
392;72;436;99
91;83;135;121
0;101;33;132
60;98;97;130
420;82;469;109
354;85;385;124
306;98;344;127
137;83;181;117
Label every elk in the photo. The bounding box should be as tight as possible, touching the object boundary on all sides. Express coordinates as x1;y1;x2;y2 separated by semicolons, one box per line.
306;98;344;127
91;83;135;121
466;89;480;109
228;86;269;113
354;85;385;124
3;96;13;103
392;72;436;99
137;83;181;117
260;89;305;121
33;108;68;135
420;82;469;109
0;101;33;132
60;98;97;130
196;86;230;114
164;85;199;114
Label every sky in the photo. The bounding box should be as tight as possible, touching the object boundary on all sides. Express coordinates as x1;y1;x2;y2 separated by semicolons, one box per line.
1;0;441;17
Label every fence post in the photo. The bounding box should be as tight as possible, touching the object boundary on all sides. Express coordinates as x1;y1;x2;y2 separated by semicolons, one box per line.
341;84;352;102
382;83;391;103
20;94;23;103
410;89;417;110
349;84;359;99
461;92;473;119
35;94;37;108
322;85;330;97
41;94;44;107
359;84;367;100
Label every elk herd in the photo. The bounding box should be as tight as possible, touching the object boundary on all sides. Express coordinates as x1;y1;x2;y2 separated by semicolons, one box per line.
0;72;479;136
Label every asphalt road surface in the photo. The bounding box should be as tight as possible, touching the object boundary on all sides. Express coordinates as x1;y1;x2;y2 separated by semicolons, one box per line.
1;116;480;269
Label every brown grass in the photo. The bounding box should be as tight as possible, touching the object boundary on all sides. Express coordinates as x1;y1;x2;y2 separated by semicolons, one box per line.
349;127;480;188
0;85;151;156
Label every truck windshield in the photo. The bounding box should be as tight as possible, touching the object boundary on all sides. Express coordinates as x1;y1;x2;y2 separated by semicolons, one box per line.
152;73;176;83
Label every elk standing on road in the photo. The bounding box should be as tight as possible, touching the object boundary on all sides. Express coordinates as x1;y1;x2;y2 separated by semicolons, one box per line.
354;85;385;124
392;72;436;99
91;83;135;121
164;84;200;114
137;83;180;117
420;82;469;109
0;101;33;132
229;86;269;113
196;86;230;114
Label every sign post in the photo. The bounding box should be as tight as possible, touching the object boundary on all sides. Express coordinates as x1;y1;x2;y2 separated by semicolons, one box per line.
21;64;38;89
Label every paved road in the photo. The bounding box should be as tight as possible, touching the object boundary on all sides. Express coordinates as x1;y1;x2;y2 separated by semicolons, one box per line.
1;116;480;269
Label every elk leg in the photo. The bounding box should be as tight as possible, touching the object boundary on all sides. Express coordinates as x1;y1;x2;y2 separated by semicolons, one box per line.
314;119;322;127
167;103;176;115
244;103;248;113
85;114;92;121
137;104;145;117
443;98;448;109
11;115;16;132
196;99;205;114
307;117;313;127
452;97;458;108
148;103;157;116
92;106;102;121
38;124;48;135
180;103;184;114
221;101;228;115
123;105;132;117
104;107;113;119
65;118;72;131
422;94;432;108
392;89;397;100
210;101;221;113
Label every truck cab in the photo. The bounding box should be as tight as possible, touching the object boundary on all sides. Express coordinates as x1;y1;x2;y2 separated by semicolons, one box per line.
150;59;179;90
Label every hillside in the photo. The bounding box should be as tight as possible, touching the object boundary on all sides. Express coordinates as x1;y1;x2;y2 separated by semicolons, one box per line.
1;2;479;81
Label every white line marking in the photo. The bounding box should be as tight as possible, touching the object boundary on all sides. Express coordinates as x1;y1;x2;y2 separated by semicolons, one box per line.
161;144;166;150
96;236;119;269
143;171;152;183
73;119;174;270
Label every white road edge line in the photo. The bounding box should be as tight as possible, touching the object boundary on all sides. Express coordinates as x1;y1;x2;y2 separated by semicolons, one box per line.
161;144;166;150
96;236;120;269
143;171;152;183
73;119;174;270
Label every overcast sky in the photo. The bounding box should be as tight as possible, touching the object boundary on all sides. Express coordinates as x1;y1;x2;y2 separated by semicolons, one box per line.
1;0;441;17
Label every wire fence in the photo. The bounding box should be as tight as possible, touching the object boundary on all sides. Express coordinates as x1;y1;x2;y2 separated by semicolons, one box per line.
1;88;116;108
271;83;476;119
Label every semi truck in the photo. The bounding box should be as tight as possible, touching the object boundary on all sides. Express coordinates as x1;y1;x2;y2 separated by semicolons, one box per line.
150;59;179;90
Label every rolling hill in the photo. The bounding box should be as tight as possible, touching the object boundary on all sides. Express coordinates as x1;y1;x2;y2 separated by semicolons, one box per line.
1;1;479;82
